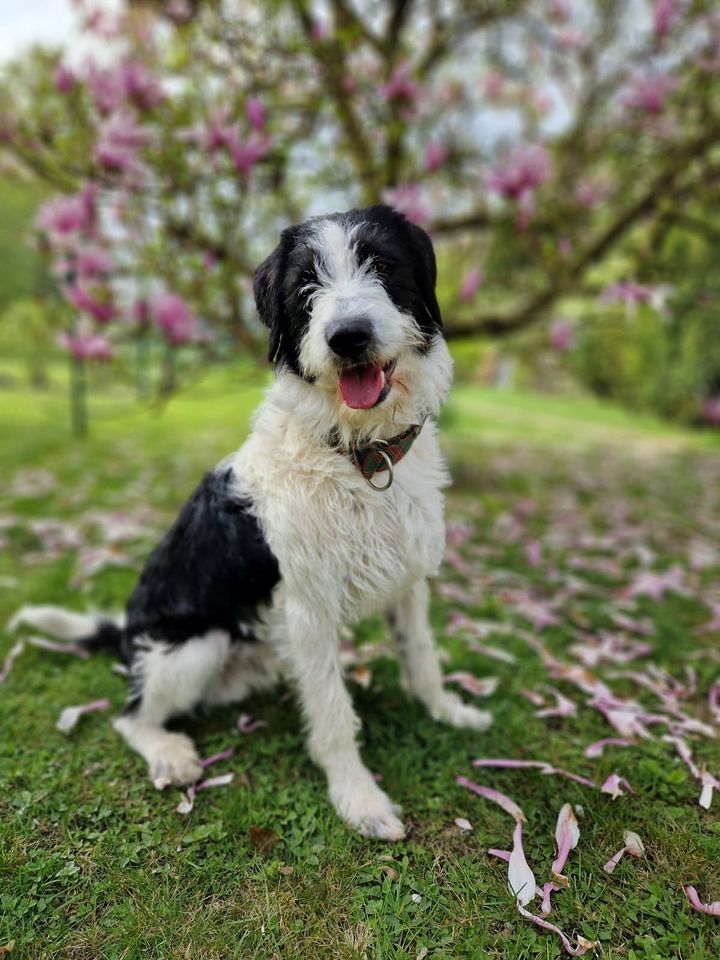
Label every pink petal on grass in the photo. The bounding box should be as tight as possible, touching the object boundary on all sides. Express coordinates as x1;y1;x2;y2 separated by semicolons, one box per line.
56;698;110;733
536;687;577;720
541;881;561;915
0;640;25;683
176;784;196;814
454;817;472;831
708;681;720;725
488;848;511;861
26;635;90;659
445;672;499;697
699;771;719;810
196;772;234;790
662;735;701;778
237;713;268;733
508;821;536;905
517;904;599;955
202;747;235;769
601;773;634;799
603;846;626;874
552;804;580;883
584;738;633;759
472;758;597;788
684;886;720;917
456;775;526;822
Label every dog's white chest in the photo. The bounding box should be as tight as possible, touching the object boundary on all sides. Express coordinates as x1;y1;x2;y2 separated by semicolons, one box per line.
234;418;448;622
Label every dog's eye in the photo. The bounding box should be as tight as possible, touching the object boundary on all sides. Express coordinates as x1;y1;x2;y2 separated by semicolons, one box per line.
373;258;390;275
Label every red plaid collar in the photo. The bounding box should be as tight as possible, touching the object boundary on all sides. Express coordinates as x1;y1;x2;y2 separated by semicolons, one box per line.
334;422;424;491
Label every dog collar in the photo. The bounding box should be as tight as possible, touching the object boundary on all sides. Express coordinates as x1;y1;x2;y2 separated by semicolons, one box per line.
343;422;424;491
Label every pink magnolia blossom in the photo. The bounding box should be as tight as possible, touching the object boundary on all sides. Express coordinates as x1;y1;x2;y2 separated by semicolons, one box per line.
701;398;720;426
516;905;599;956
86;63;125;115
0;640;25;684
549;321;575;352
237;713;268;733
54;64;76;93
56;698;111;732
150;292;201;345
603;830;644;874
483;70;506;100
423;141;448;173
245;97;266;132
73;245;114;279
653;0;682;41
383;183;430;225
66;283;117;324
57;332;113;362
601;281;657;307
380;64;421;111
575;176;615;209
622;72;677;114
230;135;272;176
554;27;588;49
460;268;483;302
584;738;633;759
120;60;164;110
95;110;150;179
165;0;192;24
488;145;551;202
37;183;97;241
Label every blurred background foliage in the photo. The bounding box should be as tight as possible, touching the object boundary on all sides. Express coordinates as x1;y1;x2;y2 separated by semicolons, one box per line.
0;0;719;434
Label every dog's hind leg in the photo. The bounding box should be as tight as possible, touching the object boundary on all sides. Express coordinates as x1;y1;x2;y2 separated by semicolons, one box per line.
113;630;231;788
386;579;492;732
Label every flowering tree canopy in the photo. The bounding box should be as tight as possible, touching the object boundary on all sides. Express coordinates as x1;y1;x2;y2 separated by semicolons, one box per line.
1;0;720;409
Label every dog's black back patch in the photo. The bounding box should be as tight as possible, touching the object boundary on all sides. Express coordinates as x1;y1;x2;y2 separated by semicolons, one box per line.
126;469;280;643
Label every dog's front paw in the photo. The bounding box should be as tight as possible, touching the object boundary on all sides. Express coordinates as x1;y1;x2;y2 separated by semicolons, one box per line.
147;732;204;789
430;692;493;732
330;775;406;841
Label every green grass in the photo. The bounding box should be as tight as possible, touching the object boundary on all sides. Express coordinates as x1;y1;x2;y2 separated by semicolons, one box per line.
1;368;719;959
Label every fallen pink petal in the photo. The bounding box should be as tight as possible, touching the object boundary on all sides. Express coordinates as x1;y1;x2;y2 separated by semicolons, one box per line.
237;714;268;733
196;772;234;790
0;640;25;683
541;881;561;915
454;817;473;831
517;904;599;955
202;747;235;769
601;773;634;799
56;698;111;733
584;738;634;758
445;672;499;697
552;803;580;882
603;846;626;874
684;886;720;917
508;821;536;906
488;848;511;861
456;775;527;822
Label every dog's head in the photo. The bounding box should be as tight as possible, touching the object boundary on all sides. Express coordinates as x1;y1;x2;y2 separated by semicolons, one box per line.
253;205;452;438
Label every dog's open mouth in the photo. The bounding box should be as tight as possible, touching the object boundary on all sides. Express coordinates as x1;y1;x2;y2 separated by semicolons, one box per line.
339;359;396;410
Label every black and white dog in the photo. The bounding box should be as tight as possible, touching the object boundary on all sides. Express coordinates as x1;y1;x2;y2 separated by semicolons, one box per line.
13;205;490;839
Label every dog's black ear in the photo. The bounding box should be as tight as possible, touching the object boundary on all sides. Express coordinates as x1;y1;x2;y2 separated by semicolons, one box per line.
406;220;442;330
253;240;287;364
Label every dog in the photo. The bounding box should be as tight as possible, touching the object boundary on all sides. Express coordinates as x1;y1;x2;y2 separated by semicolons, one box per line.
12;204;491;840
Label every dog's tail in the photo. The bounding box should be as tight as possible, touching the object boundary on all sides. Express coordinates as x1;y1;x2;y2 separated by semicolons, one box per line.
7;604;126;657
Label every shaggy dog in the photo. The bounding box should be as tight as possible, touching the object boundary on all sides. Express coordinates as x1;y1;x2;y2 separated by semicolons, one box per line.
13;205;490;839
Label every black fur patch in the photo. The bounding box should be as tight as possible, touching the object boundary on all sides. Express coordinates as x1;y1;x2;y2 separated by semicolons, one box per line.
125;469;280;644
253;204;443;375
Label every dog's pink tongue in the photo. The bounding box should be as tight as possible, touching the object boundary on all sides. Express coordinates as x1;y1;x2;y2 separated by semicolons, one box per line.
339;364;384;409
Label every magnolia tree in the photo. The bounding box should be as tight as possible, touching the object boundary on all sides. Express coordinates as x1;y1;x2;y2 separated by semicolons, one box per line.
2;0;720;433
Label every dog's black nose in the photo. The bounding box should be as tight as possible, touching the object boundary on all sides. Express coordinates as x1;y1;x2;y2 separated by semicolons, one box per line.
326;318;374;359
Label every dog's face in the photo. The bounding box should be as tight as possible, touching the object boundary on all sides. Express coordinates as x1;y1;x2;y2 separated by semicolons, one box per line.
254;205;452;436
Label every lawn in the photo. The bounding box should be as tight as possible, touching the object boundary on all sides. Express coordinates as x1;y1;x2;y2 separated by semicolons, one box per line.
1;368;719;959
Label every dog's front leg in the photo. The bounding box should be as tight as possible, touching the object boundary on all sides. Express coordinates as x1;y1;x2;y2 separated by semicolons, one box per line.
387;579;493;732
284;595;405;841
